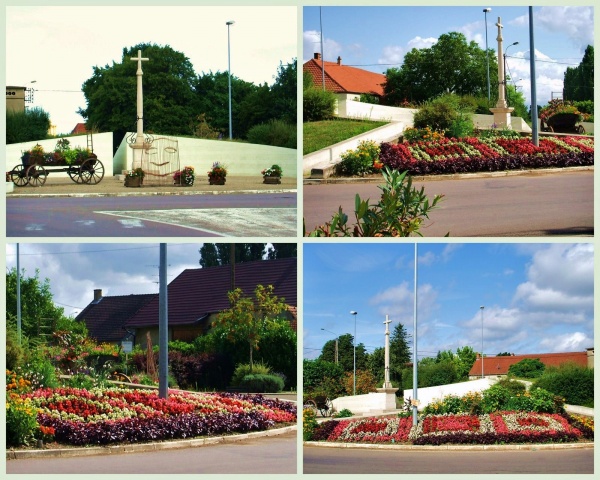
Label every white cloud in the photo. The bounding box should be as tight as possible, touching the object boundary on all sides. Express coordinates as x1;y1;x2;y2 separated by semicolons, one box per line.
535;6;594;53
369;282;438;322
407;36;437;50
539;332;592;352
378;45;404;66
303;30;342;63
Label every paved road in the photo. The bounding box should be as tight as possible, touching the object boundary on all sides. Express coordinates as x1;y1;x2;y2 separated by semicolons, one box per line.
303;445;594;474
304;170;593;236
7;432;298;474
6;193;297;237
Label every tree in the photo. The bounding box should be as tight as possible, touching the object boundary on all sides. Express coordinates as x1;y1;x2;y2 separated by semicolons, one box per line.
389;323;411;384
383;32;497;105
508;358;546;378
564;45;594;101
269;59;297;125
303;359;345;399
505;84;530;122
79;43;198;142
199;243;296;267
265;243;297;260
6;107;51;144
252;317;297;389
455;346;477;380
319;333;368;373
5;268;70;341
212;285;287;371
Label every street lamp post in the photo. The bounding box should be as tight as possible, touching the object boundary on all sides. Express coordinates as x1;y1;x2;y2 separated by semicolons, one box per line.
320;328;339;364
483;8;491;105
350;311;357;395
504;41;519;105
226;20;235;140
480;306;485;379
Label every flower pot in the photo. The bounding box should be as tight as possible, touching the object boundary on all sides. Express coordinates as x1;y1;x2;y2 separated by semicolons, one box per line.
209;176;226;185
263;176;281;184
125;176;143;187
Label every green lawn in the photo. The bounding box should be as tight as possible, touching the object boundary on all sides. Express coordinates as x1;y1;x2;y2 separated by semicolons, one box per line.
303;118;388;155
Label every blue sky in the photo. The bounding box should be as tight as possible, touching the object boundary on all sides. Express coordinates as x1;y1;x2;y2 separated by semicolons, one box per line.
303;243;594;361
303;6;593;106
5;6;296;135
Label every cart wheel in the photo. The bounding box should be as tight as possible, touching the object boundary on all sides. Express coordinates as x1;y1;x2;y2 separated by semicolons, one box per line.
67;166;84;184
10;165;29;187
577;125;585;134
26;164;47;187
80;158;105;184
304;400;318;417
320;398;333;417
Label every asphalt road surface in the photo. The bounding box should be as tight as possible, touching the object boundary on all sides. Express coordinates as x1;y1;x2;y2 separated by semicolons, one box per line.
7;431;298;474
303;170;593;236
303;445;594;474
6;193;297;237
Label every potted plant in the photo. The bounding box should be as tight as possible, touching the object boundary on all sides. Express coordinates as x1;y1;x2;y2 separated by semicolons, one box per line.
173;166;195;186
261;164;283;184
124;167;145;187
208;162;227;185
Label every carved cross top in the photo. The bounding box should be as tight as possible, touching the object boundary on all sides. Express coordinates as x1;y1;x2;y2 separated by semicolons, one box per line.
131;50;149;74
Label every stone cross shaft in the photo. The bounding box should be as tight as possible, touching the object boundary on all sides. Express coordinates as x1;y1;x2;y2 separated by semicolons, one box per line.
131;50;149;145
383;315;392;388
495;17;507;109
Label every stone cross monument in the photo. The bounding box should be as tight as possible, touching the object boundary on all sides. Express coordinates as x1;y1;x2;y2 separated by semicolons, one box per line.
489;17;514;128
130;50;149;146
382;315;393;389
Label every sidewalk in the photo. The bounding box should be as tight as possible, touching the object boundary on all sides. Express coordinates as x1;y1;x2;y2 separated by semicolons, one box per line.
7;175;298;197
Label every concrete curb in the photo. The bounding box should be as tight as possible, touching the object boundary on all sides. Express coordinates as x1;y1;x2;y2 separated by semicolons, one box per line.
304;440;594;451
304;166;593;185
7;425;297;460
7;188;297;199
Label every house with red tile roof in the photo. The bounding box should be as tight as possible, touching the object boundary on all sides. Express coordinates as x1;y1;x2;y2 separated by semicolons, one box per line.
304;53;386;100
76;257;297;349
70;123;88;135
468;349;594;380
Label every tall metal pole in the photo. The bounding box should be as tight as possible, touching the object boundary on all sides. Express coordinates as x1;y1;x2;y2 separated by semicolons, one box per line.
319;7;325;90
158;244;169;399
480;306;485;379
350;311;357;395
529;7;539;147
412;244;418;426
16;243;21;345
483;8;491;105
226;21;235;139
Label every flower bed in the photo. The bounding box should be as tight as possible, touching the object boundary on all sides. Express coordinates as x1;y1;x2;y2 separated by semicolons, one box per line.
379;136;594;176
311;412;592;446
15;387;296;446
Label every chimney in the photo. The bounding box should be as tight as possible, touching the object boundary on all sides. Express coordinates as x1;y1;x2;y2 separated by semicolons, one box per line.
314;52;321;60
337;56;342;65
94;289;102;301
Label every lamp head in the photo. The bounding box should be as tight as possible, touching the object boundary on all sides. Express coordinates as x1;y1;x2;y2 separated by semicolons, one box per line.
483;8;491;13
350;311;357;315
226;20;235;26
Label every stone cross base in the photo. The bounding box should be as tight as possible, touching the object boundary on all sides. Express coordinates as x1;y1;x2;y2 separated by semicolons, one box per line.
376;387;399;411
489;106;514;129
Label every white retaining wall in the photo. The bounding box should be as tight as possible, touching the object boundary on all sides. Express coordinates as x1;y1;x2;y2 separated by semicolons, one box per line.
337;98;418;124
303;122;405;175
7;133;297;178
332;391;397;415
404;378;498;411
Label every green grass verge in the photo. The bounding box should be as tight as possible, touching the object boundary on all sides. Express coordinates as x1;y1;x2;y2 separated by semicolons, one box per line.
303;118;388;155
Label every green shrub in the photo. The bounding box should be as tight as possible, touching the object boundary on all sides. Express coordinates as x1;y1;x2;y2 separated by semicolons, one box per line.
481;384;512;413
6;328;25;371
494;378;527;395
6;396;39;447
573;100;594;115
231;361;272;386
247;119;297;149
508;358;546;378
333;408;354;418
17;357;59;390
532;363;594;407
504;387;564;413
168;340;196;355
238;373;284;393
338;140;380;176
6;107;51;144
303;408;318;441
413;94;475;137
446;113;474;138
304;87;336;122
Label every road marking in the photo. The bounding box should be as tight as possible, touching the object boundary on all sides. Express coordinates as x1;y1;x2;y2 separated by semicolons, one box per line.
98;208;297;236
25;224;45;231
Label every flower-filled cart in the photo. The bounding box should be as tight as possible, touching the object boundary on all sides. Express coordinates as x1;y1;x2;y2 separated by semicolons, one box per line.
9;139;105;187
540;99;585;134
